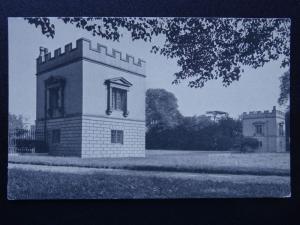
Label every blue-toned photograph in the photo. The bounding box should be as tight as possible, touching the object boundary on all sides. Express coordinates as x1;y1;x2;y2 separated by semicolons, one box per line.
8;17;290;199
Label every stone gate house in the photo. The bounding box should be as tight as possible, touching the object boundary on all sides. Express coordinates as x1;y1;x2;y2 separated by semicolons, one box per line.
35;38;146;158
241;106;286;152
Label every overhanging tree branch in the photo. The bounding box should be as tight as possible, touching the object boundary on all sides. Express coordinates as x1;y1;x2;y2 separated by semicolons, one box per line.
25;17;290;89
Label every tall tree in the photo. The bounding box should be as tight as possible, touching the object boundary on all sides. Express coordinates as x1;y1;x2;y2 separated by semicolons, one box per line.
278;71;290;106
206;110;228;122
146;88;182;130
181;115;212;130
25;17;290;88
277;71;290;152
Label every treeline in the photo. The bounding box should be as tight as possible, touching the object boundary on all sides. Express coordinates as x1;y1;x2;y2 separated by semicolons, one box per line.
146;115;243;151
146;89;243;151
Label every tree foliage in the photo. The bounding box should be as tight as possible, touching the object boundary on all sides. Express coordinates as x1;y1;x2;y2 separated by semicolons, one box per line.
146;88;182;130
206;110;228;122
25;17;290;88
285;110;290;152
146;112;243;151
181;115;213;131
238;137;259;153
278;71;290;106
9;113;25;131
145;88;244;150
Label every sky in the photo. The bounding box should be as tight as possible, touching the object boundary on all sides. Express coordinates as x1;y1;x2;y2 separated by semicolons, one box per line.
8;17;289;125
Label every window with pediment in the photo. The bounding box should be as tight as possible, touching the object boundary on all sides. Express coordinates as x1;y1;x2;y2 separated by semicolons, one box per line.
253;121;265;136
112;88;126;111
105;77;132;117
45;76;65;118
255;124;263;134
279;122;284;136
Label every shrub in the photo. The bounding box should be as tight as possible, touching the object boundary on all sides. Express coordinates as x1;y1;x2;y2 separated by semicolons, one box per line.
239;137;259;153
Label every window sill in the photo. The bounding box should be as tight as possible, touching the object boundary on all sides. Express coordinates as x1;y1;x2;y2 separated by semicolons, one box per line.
106;110;129;117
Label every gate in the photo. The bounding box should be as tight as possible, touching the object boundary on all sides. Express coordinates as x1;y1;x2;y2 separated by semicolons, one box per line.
8;128;36;154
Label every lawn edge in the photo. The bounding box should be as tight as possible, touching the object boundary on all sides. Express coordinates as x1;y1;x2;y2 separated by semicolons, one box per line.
8;160;290;177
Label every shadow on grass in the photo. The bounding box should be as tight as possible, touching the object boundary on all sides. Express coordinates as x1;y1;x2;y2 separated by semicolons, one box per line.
9;161;290;177
7;168;290;199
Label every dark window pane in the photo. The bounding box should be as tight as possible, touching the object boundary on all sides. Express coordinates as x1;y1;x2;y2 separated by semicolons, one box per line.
279;124;284;136
52;129;60;143
255;125;263;134
111;130;123;144
48;86;64;118
111;130;116;143
49;88;59;109
112;88;126;111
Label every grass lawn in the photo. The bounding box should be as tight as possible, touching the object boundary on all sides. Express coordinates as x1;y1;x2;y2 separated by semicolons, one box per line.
8;150;290;176
7;168;290;199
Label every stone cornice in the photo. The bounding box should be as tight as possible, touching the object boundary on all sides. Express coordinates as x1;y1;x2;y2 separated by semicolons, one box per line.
37;113;145;123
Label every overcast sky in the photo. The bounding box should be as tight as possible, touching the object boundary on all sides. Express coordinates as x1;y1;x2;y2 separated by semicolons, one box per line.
8;17;289;125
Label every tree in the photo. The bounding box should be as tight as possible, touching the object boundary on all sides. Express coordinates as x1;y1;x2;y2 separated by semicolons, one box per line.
146;88;182;130
239;137;259;153
206;110;228;122
146;108;243;151
180;115;212;130
278;71;290;106
285;109;290;152
201;117;241;150
218;117;242;138
9;113;25;131
277;71;290;152
25;17;290;88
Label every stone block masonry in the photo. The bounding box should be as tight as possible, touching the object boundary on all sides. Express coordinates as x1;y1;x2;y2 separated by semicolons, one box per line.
36;116;82;157
36;115;145;158
81;115;145;158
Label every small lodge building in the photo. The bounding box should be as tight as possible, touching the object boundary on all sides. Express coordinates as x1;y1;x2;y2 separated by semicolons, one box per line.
35;38;146;158
241;106;286;152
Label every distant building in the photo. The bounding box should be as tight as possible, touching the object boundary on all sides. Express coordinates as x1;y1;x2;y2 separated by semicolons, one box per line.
241;106;286;152
35;38;146;158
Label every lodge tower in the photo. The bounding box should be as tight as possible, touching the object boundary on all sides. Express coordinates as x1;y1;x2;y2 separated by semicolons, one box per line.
35;38;146;157
241;106;286;152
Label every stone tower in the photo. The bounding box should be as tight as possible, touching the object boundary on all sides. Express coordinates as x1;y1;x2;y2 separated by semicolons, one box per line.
35;38;146;158
241;106;286;152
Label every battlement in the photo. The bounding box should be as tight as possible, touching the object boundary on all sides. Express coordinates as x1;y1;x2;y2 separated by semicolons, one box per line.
36;38;146;76
242;106;285;119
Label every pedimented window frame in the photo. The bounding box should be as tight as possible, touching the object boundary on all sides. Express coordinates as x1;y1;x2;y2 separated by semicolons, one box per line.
252;121;265;136
44;76;66;119
104;77;132;117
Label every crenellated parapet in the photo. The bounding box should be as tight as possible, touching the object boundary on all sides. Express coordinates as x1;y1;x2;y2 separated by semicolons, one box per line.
36;38;146;77
241;106;285;119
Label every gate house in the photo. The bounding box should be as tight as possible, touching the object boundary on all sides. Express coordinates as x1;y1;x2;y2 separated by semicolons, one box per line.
35;38;146;158
241;106;286;152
